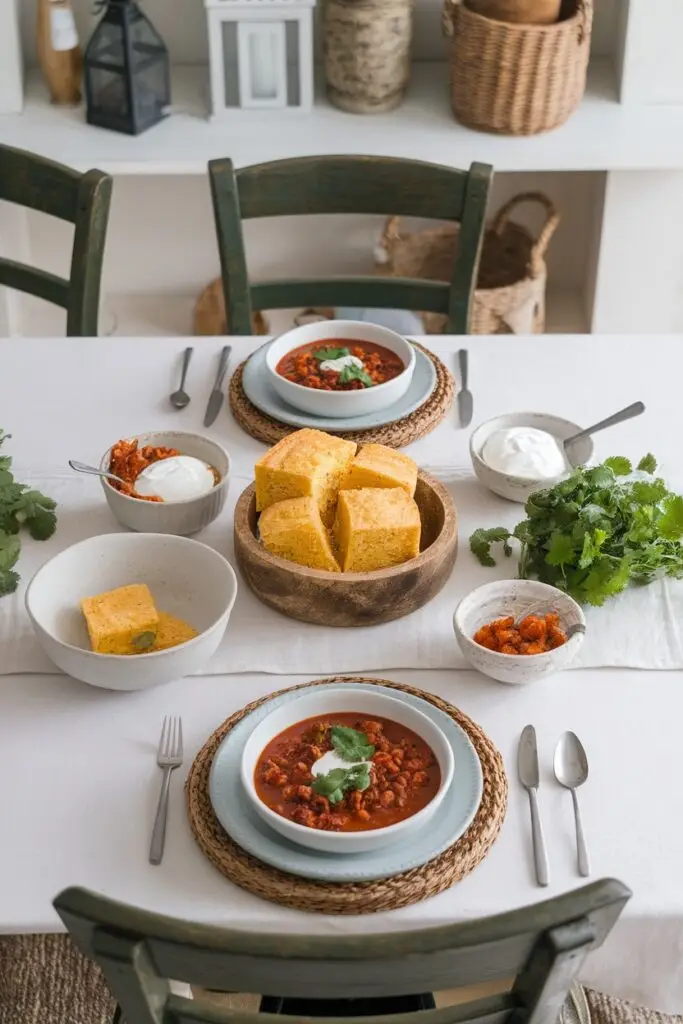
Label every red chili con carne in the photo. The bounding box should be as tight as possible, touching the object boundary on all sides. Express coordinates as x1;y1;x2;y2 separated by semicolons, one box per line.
276;341;405;391
254;712;440;832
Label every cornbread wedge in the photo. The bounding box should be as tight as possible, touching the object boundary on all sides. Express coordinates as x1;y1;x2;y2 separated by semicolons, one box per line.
340;443;418;497
80;584;159;655
150;611;199;651
334;488;421;573
259;496;341;572
255;429;356;525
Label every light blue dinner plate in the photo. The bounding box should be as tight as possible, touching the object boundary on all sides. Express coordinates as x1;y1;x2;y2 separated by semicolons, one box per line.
240;341;437;433
209;683;484;882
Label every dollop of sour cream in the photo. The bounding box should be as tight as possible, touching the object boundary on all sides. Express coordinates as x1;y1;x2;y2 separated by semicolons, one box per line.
482;426;567;481
135;455;217;502
318;354;364;374
312;749;366;776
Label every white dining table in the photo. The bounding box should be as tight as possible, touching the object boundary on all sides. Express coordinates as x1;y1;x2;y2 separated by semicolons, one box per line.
1;335;682;1014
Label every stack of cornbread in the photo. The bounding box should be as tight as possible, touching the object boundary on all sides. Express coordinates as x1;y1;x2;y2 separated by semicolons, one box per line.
255;429;421;574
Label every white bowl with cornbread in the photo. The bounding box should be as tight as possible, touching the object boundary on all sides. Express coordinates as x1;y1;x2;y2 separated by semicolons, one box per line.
234;429;458;626
265;320;416;419
99;431;230;535
25;533;238;690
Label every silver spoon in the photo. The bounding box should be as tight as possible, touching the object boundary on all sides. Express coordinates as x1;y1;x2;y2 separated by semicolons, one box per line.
69;460;127;487
170;346;194;410
554;731;590;877
564;401;645;451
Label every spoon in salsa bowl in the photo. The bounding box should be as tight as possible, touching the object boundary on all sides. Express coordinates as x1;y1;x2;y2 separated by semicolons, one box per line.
69;460;128;488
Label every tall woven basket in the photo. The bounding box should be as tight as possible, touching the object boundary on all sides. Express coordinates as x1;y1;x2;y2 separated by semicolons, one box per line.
375;192;560;335
442;0;593;136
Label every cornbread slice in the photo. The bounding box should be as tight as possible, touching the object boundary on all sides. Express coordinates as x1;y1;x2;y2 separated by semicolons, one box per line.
334;488;421;573
340;443;418;497
150;611;199;652
255;429;356;525
259;496;341;572
80;584;159;655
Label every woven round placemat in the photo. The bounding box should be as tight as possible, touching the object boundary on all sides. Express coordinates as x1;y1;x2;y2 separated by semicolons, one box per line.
228;343;455;448
186;676;507;914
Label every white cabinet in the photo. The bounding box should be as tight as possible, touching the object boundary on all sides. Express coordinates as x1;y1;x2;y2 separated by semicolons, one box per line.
617;0;683;105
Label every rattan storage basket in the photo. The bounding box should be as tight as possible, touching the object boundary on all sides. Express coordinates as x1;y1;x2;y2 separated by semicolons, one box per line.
193;278;269;336
375;192;559;335
442;0;593;136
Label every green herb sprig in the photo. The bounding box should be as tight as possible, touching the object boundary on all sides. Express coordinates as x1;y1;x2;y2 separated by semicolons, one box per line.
469;454;683;607
312;763;371;805
338;363;374;388
330;725;375;762
314;347;350;362
0;431;57;596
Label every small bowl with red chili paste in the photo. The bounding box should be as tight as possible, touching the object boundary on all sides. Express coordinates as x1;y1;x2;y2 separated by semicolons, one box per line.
454;580;586;686
265;320;416;419
241;688;454;853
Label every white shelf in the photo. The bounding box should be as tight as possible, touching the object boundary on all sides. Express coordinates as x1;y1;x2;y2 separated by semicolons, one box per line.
2;60;683;175
16;288;588;338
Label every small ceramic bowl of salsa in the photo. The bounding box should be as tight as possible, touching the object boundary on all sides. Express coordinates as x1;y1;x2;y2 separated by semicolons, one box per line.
240;687;454;854
265;320;416;419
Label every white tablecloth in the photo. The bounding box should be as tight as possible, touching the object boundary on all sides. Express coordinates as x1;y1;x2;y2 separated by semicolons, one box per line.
1;336;683;1014
1;337;682;676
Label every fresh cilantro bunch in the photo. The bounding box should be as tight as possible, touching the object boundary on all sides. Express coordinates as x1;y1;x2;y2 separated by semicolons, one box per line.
470;454;683;607
0;430;57;596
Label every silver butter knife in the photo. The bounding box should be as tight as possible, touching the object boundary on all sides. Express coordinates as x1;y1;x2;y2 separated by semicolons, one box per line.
518;724;549;887
203;345;232;427
456;349;473;428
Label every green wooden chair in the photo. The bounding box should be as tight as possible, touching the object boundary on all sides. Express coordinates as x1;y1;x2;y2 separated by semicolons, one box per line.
208;156;493;336
54;879;630;1024
0;144;113;336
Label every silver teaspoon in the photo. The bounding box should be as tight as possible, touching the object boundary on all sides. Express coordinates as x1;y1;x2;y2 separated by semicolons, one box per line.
554;731;590;877
170;346;194;410
69;460;127;487
564;401;645;451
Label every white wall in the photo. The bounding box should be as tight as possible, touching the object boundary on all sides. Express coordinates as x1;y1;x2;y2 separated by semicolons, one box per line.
19;0;620;64
618;0;683;104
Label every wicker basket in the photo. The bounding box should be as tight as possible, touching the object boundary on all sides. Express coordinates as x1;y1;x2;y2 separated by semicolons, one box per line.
443;0;593;136
194;279;269;337
323;0;415;113
375;192;559;335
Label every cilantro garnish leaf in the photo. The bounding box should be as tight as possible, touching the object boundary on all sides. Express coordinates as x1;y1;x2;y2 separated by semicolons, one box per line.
638;454;657;474
605;456;632;476
311;763;371;805
469;527;512;567
330;725;375;762
314;347;351;362
0;432;57;597
469;454;683;606
338;363;374;388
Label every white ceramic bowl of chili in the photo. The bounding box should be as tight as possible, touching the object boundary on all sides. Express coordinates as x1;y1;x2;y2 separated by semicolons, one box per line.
240;687;454;854
99;431;230;536
264;320;417;419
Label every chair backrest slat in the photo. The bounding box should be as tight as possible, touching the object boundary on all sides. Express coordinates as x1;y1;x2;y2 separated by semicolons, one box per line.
55;879;630;1024
208;155;493;335
0;144;112;336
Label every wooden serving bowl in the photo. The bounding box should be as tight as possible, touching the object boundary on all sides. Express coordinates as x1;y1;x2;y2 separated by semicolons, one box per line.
233;471;458;627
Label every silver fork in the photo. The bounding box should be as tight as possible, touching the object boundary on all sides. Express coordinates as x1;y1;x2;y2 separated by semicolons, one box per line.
149;716;183;866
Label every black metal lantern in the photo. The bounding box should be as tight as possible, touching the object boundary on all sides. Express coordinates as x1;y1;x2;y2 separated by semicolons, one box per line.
84;0;171;135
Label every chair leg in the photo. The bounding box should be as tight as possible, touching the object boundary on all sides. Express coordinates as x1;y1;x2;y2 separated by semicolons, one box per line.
112;1005;123;1024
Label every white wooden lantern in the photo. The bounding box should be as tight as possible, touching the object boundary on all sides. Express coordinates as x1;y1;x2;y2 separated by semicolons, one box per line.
204;0;316;115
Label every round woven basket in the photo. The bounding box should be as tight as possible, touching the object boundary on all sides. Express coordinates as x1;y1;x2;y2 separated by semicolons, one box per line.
194;278;270;337
442;0;593;136
376;192;559;334
323;0;415;113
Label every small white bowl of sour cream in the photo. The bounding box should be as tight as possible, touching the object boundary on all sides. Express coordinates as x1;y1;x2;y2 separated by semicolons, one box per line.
470;413;594;504
99;431;230;535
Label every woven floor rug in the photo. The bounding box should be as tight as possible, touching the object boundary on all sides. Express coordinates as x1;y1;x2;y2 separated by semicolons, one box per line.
0;935;680;1024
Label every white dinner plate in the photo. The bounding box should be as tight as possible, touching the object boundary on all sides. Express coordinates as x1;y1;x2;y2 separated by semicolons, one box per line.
239;341;437;433
209;682;484;882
